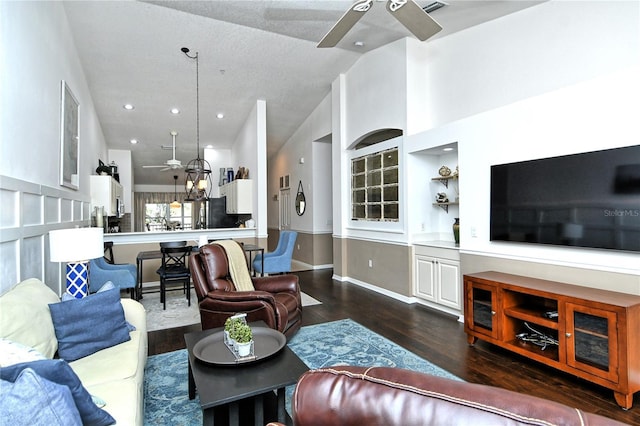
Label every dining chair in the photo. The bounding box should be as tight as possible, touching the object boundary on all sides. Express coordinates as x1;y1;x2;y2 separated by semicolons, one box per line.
156;245;192;310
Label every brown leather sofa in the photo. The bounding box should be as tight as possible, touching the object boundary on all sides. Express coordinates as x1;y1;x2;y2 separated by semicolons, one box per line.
189;243;302;339
269;366;627;426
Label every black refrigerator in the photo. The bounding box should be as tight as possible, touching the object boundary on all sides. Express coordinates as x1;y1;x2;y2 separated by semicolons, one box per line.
207;197;237;228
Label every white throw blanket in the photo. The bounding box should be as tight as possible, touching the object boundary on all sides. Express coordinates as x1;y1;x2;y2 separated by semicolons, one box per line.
214;240;255;291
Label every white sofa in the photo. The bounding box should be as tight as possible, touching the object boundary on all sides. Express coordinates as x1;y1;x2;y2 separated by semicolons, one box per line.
0;278;148;425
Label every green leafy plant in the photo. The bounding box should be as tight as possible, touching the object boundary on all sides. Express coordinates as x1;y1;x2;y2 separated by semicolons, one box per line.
229;323;252;344
224;316;242;333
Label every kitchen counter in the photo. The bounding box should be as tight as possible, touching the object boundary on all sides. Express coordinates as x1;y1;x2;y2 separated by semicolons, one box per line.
413;240;459;250
103;228;257;245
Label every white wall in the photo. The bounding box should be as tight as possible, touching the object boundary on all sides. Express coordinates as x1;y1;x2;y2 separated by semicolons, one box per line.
344;39;408;145
204;147;233;198
231;100;267;236
1;1;107;189
408;66;640;274
417;0;640;135
0;1;107;292
268;93;333;234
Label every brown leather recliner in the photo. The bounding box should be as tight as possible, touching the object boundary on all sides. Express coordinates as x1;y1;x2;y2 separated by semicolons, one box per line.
189;243;302;339
268;366;626;426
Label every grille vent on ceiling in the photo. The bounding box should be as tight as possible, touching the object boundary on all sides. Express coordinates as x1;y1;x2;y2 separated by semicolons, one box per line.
423;1;448;14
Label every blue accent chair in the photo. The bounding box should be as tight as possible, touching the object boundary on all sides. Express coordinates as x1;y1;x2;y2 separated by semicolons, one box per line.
252;230;298;275
89;257;137;298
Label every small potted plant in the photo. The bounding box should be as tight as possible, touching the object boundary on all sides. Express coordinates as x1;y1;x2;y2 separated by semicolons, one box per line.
224;313;246;346
230;323;253;357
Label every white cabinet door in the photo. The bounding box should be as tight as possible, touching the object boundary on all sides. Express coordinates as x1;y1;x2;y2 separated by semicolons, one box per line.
415;255;437;302
221;180;252;214
90;175;121;216
413;249;461;311
437;259;461;310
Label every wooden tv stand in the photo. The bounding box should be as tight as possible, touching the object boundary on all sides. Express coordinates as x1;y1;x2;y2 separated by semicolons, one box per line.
464;271;640;409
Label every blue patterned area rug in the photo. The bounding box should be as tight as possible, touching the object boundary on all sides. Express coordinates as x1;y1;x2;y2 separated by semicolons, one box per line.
143;319;461;425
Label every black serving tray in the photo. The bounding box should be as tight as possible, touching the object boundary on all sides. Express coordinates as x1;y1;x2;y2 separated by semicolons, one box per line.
193;327;286;366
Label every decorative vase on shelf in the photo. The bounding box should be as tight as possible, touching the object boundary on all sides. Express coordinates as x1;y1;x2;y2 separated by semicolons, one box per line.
453;218;460;245
219;168;226;186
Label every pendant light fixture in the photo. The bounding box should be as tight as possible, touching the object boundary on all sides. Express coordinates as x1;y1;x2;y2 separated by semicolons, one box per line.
170;175;181;208
182;47;212;201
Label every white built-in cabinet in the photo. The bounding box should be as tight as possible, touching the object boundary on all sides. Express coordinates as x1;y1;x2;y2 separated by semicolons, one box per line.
90;175;123;217
219;179;252;214
413;244;461;314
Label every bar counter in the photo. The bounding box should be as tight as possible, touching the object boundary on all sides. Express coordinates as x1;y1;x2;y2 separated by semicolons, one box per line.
103;227;257;245
102;228;259;287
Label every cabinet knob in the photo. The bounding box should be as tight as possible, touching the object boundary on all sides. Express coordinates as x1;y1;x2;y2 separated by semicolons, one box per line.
491;311;496;316
565;333;572;338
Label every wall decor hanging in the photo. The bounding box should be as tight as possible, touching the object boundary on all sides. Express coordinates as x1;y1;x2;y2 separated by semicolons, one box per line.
60;80;80;190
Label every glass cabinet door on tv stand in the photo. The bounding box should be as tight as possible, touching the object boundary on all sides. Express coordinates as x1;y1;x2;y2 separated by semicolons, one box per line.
565;304;619;383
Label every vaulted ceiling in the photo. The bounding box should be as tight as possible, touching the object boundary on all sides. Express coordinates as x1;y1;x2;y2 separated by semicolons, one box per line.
63;1;543;185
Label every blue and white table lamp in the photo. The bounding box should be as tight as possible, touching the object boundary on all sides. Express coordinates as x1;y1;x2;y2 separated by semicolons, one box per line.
49;227;104;298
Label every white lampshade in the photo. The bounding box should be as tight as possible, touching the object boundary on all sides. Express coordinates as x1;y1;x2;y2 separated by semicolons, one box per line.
49;227;104;262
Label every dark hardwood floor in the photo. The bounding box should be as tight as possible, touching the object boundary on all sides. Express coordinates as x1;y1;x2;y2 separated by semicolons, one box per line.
148;269;639;424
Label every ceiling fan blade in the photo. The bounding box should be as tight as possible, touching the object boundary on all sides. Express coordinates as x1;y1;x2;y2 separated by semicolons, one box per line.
142;165;166;168
386;0;442;41
317;0;372;48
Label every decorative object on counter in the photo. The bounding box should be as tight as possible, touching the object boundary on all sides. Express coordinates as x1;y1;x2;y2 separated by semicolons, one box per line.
49;227;104;298
94;206;105;229
245;219;255;228
235;167;249;179
438;165;452;177
96;159;111;176
436;192;449;203
452;165;459;178
226;168;234;184
108;161;118;176
219;168;226;186
296;181;306;216
453;217;460;245
182;47;213;201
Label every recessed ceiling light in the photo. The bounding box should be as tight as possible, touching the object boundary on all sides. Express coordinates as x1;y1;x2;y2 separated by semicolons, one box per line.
216;113;224;119
354;41;365;47
130;139;138;144
443;147;453;152
170;108;180;114
123;104;134;110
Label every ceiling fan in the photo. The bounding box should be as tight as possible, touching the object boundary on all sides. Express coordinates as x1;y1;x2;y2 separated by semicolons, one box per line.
143;131;184;171
318;0;442;48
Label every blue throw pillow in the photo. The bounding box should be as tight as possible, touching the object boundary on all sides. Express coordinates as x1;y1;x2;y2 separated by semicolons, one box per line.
0;368;82;426
49;287;131;362
0;359;114;426
62;281;136;331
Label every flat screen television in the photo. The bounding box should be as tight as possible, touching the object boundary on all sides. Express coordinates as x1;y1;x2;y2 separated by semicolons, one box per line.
490;145;640;252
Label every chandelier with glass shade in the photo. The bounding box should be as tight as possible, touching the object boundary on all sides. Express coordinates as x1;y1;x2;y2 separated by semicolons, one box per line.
182;47;213;201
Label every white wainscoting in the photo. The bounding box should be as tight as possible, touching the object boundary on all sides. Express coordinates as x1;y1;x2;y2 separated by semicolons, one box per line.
0;175;91;296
